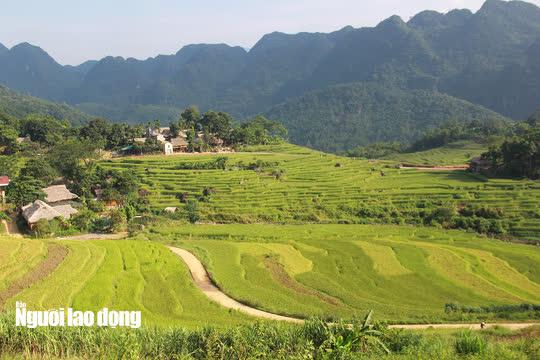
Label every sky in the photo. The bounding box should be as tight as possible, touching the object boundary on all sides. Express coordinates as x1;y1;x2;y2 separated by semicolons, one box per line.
1;0;540;65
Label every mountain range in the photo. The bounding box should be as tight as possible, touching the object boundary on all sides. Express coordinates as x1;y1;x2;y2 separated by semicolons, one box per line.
0;0;539;150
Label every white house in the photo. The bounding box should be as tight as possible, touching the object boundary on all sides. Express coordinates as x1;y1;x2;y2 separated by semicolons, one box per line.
164;142;174;155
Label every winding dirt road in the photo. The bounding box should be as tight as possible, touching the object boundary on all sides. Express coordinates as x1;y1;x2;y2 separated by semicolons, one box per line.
168;246;302;323
168;246;539;330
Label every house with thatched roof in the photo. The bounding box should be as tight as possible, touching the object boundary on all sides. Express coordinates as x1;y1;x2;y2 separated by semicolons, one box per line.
43;185;78;205
22;200;78;229
171;136;188;152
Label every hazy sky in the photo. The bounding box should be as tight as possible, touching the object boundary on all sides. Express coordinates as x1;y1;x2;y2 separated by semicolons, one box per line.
1;0;539;65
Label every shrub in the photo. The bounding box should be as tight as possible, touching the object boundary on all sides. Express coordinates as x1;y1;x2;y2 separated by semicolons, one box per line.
32;219;51;237
454;331;487;355
176;192;189;203
384;329;422;353
109;210;127;233
0;211;9;221
185;200;200;224
70;210;96;231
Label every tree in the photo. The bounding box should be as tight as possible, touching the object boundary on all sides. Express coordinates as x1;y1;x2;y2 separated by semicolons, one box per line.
78;118;111;148
482;126;540;179
20;158;58;185
169;121;180;138
233;116;287;145
201;111;233;143
6;176;45;208
0;124;19;155
0;155;22;178
21;115;67;145
47;140;98;181
181;106;201;129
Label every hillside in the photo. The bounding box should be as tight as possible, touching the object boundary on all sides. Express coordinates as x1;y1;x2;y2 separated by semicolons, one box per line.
0;85;91;125
382;140;489;166
264;83;509;152
101;144;540;243
0;0;539;124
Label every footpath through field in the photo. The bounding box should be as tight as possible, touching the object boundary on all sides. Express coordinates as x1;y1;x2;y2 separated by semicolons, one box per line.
168;246;539;330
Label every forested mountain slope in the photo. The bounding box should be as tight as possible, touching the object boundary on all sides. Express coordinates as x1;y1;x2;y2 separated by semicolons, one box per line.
265;83;509;152
0;85;91;125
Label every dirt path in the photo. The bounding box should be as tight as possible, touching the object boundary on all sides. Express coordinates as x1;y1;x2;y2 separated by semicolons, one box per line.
389;323;537;330
400;165;469;171
0;243;68;308
169;246;539;330
168;246;302;323
1;219;22;237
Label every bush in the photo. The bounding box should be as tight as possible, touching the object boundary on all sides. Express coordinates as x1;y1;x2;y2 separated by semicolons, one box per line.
70;210;96;231
0;211;9;221
32;219;51;237
185;200;200;224
454;331;487;355
176;192;189;203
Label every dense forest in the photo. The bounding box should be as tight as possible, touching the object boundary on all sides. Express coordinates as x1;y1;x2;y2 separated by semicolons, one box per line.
0;86;90;126
264;83;508;152
0;0;539;126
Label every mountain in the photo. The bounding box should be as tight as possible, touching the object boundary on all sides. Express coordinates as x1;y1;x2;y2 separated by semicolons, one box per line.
265;83;509;153
0;85;91;125
0;0;539;147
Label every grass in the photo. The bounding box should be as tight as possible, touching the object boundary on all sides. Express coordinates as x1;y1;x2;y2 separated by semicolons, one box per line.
1;239;251;328
101;143;540;243
382;140;488;166
140;223;540;323
0;314;538;359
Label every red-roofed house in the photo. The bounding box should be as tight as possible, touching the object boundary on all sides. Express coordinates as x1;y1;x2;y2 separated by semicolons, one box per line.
0;176;9;204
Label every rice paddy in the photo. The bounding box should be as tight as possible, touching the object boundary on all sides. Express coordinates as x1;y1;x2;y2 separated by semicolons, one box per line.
142;223;540;323
382;140;488;166
1;145;538;328
101;144;540;242
0;239;251;327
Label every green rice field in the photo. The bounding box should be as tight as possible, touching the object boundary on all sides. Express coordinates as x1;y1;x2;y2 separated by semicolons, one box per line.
101;144;540;242
2;222;539;326
382;141;488;166
0;238;250;327
141;223;540;323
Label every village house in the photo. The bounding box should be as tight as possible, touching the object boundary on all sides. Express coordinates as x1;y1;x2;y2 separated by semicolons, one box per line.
0;176;9;204
146;127;171;143
43;185;79;206
164;141;174;155
21;185;79;228
22;200;78;229
170;136;188;152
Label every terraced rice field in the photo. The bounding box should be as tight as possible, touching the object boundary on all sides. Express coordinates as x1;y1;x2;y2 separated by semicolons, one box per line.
382;140;488;166
0;237;47;295
145;224;540;323
0;238;250;327
101;144;540;242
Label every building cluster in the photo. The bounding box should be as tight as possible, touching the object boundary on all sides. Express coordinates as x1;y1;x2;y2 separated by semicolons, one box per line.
121;127;225;156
